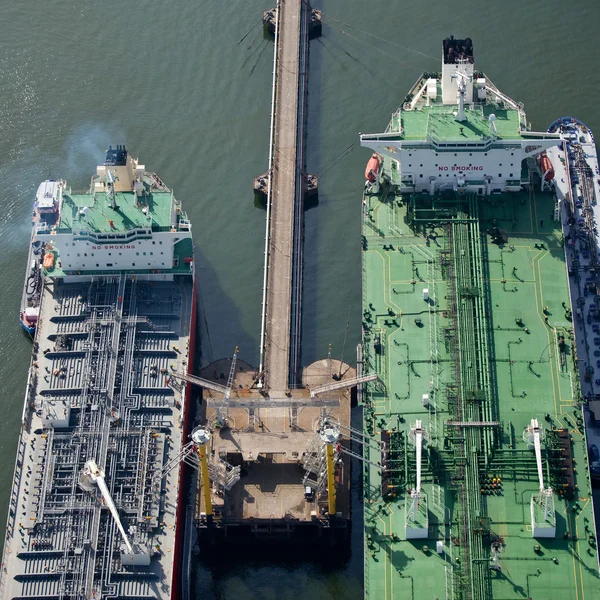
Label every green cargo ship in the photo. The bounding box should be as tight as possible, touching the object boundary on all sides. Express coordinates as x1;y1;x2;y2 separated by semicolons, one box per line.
359;36;600;599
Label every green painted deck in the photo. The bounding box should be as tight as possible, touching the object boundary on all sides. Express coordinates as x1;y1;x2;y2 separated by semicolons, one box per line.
57;190;177;234
397;105;526;143
361;184;600;598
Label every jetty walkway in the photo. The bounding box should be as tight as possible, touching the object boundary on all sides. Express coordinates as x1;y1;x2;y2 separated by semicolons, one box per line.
259;0;309;393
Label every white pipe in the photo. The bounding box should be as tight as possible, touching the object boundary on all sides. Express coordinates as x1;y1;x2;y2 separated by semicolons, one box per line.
86;460;133;554
531;419;544;492
406;421;424;522
258;0;281;377
415;420;423;495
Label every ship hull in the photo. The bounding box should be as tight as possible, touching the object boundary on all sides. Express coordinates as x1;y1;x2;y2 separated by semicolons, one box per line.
171;272;197;600
359;39;600;598
2;158;196;599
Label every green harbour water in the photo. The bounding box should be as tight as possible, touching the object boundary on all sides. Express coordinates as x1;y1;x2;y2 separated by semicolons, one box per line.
0;1;598;597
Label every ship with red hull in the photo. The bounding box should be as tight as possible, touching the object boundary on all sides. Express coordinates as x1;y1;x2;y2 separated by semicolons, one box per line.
2;146;196;599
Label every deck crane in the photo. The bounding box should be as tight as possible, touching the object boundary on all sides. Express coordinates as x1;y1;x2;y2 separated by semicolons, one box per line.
523;418;556;537
489;537;504;572
302;417;383;518
405;420;428;539
79;460;151;566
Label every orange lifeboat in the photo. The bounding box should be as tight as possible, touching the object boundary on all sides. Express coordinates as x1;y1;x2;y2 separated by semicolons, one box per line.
365;154;380;182
43;252;55;269
538;153;554;181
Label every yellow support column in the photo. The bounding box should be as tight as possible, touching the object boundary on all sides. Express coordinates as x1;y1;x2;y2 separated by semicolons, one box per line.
198;444;213;516
326;443;336;516
191;427;213;518
319;420;340;518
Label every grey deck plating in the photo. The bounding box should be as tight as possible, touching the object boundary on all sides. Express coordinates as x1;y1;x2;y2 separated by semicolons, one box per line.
1;275;193;599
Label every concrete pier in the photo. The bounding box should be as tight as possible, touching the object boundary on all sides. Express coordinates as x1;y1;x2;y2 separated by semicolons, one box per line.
262;0;304;394
195;2;361;544
257;0;321;392
198;359;352;535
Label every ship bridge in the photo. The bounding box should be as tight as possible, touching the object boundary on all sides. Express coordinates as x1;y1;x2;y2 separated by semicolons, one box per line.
360;38;561;196
34;148;194;278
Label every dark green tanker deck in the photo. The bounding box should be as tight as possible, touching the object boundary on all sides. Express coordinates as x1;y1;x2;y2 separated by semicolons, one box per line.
361;183;600;598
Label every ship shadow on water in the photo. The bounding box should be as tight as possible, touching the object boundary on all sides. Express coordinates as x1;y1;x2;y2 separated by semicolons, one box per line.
193;246;258;369
191;540;361;600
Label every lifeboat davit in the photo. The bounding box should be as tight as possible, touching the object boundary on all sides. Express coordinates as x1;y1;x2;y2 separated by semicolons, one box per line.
538;153;554;182
365;154;380;182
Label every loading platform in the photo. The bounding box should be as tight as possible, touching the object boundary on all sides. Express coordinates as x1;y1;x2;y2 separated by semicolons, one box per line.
193;1;358;544
197;358;353;537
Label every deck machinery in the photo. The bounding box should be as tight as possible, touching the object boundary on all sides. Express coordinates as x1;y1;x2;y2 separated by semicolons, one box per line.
359;37;600;599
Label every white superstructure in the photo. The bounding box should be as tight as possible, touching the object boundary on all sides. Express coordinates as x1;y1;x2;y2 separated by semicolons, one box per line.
33;146;193;278
360;37;563;196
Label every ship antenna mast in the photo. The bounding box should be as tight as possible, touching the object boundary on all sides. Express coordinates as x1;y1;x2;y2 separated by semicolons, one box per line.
452;60;472;122
105;169;118;209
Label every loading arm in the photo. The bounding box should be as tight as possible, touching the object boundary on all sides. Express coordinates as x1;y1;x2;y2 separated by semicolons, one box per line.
167;371;229;395
309;373;379;397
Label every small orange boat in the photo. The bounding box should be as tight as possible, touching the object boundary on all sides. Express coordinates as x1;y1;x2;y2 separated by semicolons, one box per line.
538;152;554;182
365;153;380;182
43;252;54;269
